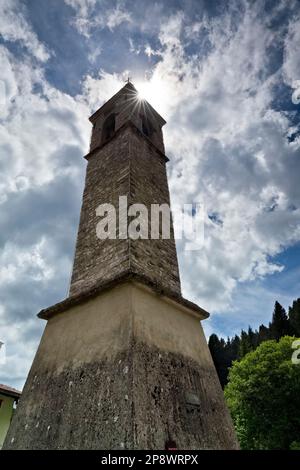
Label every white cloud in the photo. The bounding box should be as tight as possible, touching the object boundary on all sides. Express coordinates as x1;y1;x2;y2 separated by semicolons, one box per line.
129;37;141;55
106;4;131;30
0;314;42;390
0;46;90;203
65;0;97;17
0;0;51;62
0;238;54;285
0;43;91;387
80;69;124;108
88;45;102;63
144;44;161;57
283;14;300;88
65;0;131;36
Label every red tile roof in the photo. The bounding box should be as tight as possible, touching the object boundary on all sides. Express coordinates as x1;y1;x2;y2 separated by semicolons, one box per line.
0;383;22;398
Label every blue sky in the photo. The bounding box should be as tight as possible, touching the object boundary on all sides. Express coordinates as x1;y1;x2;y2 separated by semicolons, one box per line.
0;0;300;389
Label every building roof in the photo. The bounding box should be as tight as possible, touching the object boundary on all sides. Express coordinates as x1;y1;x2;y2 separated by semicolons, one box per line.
89;81;166;127
0;383;22;399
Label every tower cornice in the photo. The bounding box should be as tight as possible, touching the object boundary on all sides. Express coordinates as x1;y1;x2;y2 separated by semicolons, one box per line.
37;271;209;321
84;120;169;163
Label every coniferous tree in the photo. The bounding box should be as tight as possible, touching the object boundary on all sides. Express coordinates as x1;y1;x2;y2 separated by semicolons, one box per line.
209;296;300;387
239;329;253;358
289;298;300;336
247;326;258;349
269;301;290;340
258;324;270;343
224;338;235;371
230;335;241;360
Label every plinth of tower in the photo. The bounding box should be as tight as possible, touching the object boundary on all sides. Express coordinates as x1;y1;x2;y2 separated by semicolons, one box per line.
4;277;238;450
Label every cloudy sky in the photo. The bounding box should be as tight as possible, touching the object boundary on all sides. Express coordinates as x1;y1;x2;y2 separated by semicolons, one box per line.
0;0;300;389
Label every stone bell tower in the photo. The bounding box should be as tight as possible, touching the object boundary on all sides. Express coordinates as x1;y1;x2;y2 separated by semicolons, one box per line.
4;82;238;450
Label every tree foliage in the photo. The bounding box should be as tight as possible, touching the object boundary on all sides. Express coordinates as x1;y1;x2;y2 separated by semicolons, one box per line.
209;297;300;387
269;301;290;340
224;336;300;449
289;299;300;336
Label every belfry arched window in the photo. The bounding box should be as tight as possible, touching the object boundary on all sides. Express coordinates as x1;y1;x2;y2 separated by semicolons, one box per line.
102;114;115;143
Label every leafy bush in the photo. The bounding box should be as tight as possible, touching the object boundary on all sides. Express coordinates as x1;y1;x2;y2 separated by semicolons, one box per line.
225;336;300;449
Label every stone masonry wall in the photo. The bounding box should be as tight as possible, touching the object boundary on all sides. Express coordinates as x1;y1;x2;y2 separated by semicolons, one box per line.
4;283;238;450
4;342;238;450
70;128;131;296
129;129;181;293
70;124;181;297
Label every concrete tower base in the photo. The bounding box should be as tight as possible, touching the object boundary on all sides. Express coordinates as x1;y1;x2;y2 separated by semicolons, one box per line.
4;277;238;449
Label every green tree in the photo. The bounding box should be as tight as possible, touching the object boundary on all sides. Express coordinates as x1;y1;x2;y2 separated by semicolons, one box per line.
209;334;242;388
269;301;290;340
238;329;253;358
225;336;300;449
208;334;228;388
229;335;241;360
257;324;270;343
247;326;258;349
289;299;300;336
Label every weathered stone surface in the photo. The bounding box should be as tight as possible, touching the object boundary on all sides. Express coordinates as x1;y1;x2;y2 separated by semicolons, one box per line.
70;121;181;297
4;346;236;450
131;342;238;450
4;282;238;450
